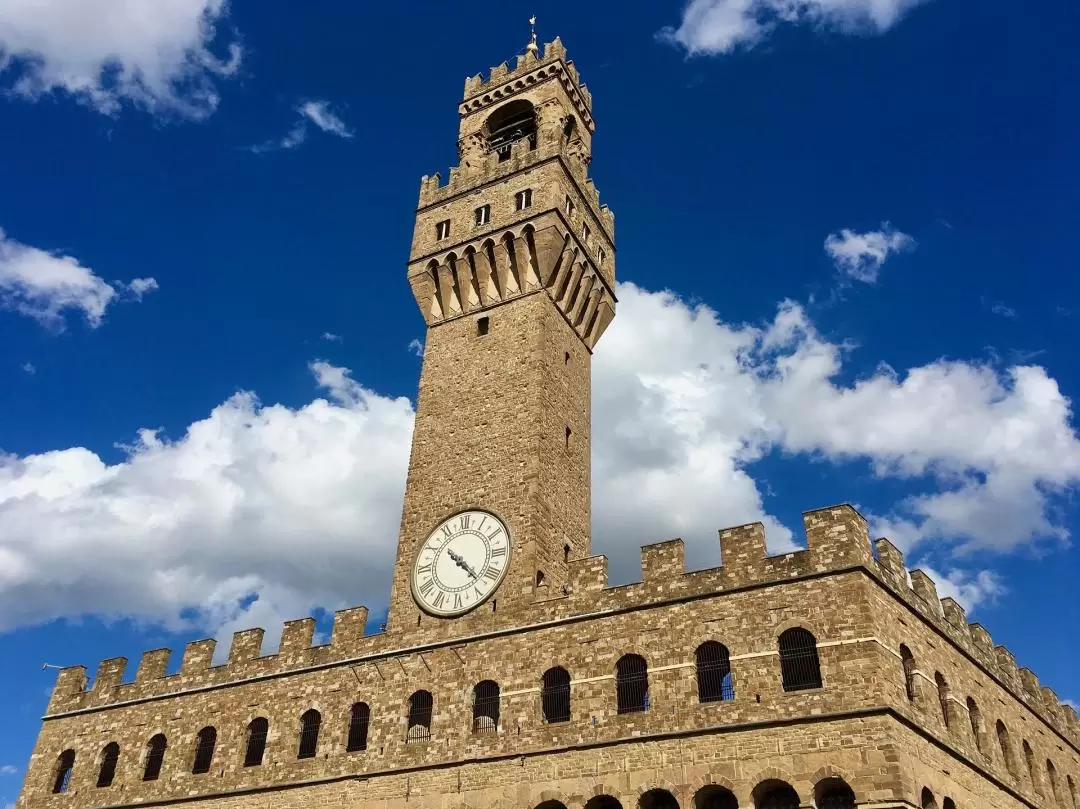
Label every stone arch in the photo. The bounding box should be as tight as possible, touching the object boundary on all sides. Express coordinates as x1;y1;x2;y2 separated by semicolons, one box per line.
751;778;800;809
585;795;624;809
639;788;681;809
920;787;938;809
814;777;856;809
693;784;738;809
536;801;570;809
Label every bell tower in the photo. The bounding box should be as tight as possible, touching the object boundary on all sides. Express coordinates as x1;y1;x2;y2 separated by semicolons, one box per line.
385;31;617;635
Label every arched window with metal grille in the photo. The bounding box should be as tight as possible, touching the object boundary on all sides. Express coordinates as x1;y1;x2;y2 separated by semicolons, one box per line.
297;709;321;759
966;697;983;751
142;734;167;781
1023;740;1040;793
996;720;1016;774
754;780;800;809
934;672;950;727
695;642;734;703
615;654;649;714
244;717;269;767
407;690;433;743
778;628;821;691
541;666;571;723
472;680;500;734
191;726;216;774
96;743;119;788
52;749;75;794
899;644;916;701
347;702;370;751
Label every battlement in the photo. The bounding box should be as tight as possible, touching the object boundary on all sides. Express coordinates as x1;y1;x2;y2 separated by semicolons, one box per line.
45;505;1079;751
462;38;592;112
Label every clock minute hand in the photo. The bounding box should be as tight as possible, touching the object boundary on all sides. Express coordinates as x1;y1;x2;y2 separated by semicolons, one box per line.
447;548;477;578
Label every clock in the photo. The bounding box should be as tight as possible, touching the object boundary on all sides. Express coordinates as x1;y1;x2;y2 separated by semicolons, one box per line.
411;509;512;617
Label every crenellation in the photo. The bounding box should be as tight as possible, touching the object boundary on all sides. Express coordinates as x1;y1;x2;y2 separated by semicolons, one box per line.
802;504;873;570
47;666;87;712
135;648;171;683
968;622;993;653
490;62;509;83
640;538;686;584
227;628;265;665
568;554;608;595
92;657;127;694
940;598;967;632
994;645;1021;690
908;570;941;615
718;521;767;569
330;606;369;653
279;618;316;657
872;537;906;587
1018;667;1041;702
181;638;216;675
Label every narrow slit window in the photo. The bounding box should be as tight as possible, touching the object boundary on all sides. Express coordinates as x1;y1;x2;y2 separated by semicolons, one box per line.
475;205;491;226
565;195;575;216
435;219;451;240
900;644;916;701
515;189;532;211
565;426;572;447
582;222;591;242
597;246;605;264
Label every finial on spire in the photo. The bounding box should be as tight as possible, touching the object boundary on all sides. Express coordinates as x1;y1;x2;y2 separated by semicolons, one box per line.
527;15;539;55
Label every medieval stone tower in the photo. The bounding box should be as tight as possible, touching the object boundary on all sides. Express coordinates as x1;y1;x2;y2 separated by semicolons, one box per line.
15;32;1080;809
387;32;615;634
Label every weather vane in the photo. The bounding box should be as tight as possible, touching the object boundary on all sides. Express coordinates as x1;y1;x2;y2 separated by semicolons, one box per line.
527;15;539;55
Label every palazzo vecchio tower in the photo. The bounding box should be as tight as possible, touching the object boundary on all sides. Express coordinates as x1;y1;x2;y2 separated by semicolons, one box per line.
16;28;1080;809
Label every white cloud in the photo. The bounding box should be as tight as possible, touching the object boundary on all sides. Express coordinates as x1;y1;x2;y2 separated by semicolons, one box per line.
660;0;931;54
0;764;16;775
249;100;352;154
299;100;353;139
0;0;240;118
0;228;154;330
408;338;424;357
0;284;1077;644
824;223;915;283
321;332;343;343
21;362;35;375
917;566;1006;613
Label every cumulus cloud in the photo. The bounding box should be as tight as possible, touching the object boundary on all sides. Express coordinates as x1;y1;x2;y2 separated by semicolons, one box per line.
0;764;16;775
0;228;156;330
0;0;240;118
249;99;352;154
321;332;343;343
1;285;1078;644
825;223;915;283
916;566;1006;613
660;0;931;55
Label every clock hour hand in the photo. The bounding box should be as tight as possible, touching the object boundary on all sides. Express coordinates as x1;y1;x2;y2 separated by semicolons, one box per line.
447;548;479;579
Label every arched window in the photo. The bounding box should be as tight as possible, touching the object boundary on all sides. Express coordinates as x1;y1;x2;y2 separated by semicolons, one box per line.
615;654;649;714
693;785;738;809
1047;760;1059;804
52;749;75;794
347;702;370;752
142;734;167;781
585;796;624;809
639;788;679;809
472;680;500;734
817;778;856;809
942;799;956;809
778;627;822;691
695;641;734;702
192;726;216;774
1023;740;1039;792
541;666;571;723
899;644;916;701
244;717;268;767
755;780;800;809
996;720;1016;774
297;709;321;759
966;697;982;750
407;690;433;743
1067;774;1077;809
96;742;119;788
934;672;950;727
921;787;938;809
485;99;538;160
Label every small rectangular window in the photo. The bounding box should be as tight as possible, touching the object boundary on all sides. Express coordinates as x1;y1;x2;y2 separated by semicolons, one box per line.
475;205;491;226
582;222;591;243
564;196;575;216
515;189;532;211
477;316;490;336
435;220;451;240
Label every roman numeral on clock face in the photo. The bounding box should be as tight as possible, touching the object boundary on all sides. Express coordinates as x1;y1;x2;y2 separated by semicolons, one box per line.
482;566;500;582
431;591;446;609
458;514;471;530
490;546;507;558
419;578;435;596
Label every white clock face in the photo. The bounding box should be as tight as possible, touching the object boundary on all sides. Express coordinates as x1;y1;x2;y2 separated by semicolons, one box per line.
411;509;511;617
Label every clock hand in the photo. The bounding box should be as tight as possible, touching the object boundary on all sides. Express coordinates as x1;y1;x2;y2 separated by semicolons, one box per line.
446;548;476;577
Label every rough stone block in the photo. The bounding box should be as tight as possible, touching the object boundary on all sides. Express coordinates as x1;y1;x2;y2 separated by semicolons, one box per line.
641;539;684;583
92;658;127;693
228;628;265;665
280;618;316;655
135;649;171;683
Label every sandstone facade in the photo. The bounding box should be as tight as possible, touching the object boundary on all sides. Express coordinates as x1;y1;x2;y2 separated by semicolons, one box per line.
16;35;1080;809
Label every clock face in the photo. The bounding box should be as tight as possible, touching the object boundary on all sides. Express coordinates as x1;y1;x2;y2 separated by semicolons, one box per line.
411;509;511;617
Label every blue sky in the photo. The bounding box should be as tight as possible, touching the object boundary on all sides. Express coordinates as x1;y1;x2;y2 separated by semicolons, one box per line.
1;0;1078;792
